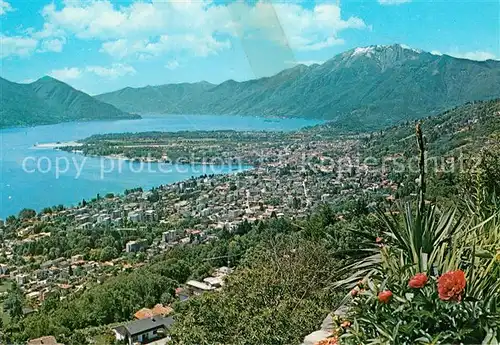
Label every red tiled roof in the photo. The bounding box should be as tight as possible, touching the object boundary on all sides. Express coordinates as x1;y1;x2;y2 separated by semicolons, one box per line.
152;304;173;316
27;336;64;345
134;304;173;319
134;308;154;320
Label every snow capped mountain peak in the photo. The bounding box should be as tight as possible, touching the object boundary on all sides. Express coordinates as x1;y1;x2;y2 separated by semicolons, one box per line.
352;47;376;58
398;44;423;54
350;44;423;58
330;44;429;71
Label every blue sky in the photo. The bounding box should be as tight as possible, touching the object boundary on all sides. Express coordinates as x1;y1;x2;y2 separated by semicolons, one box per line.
0;0;498;95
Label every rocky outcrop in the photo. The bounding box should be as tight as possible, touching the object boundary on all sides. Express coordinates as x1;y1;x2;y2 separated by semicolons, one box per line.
302;313;334;345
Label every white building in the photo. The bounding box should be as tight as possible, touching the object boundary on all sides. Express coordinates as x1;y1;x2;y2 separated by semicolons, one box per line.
186;280;215;295
15;273;29;286
203;276;224;288
144;210;157;222
128;211;143;223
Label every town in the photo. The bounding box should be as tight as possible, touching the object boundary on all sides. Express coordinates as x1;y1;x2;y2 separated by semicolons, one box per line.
0;131;401;344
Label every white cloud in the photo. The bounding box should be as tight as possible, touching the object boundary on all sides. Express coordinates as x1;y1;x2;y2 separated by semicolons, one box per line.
38;0;366;59
0;22;67;59
165;60;180;70
230;2;367;51
20;78;36;84
38;38;66;53
49;67;83;81
431;49;497;61
1;1;366;60
86;63;136;78
48;63;137;82
40;1;233;41
0;35;38;58
378;0;411;5
448;51;497;61
100;35;231;59
0;0;13;15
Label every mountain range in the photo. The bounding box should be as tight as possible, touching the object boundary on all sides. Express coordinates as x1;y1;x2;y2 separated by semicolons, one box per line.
96;44;500;130
0;76;139;128
2;44;500;130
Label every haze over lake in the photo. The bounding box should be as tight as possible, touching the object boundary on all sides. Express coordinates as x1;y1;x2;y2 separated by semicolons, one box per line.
0;115;322;219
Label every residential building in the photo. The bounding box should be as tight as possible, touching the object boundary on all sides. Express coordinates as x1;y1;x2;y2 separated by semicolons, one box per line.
112;316;174;345
0;264;9;275
126;239;147;253
203;276;224;288
144;210;157;222
15;273;29;286
128;211;143;223
186;280;215;294
79;222;92;230
163;230;178;243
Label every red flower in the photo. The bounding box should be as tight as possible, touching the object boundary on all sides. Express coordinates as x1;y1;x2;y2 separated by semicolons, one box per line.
375;237;383;243
408;273;428;289
437;270;466;301
378;290;393;303
357;279;367;289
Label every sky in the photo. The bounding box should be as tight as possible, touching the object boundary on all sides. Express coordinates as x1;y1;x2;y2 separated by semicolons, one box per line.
0;0;499;95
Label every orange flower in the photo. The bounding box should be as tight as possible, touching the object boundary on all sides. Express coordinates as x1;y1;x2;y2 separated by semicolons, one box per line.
341;321;351;328
315;337;339;345
408;273;428;289
378;290;393;303
438;270;466;301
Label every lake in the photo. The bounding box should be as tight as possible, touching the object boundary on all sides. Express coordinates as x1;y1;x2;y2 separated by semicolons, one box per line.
0;115;322;219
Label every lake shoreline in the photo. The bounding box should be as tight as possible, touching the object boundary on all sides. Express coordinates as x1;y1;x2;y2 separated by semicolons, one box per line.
3;114;318;219
33;141;83;149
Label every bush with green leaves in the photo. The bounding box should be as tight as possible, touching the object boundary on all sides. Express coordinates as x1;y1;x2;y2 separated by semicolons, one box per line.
332;201;499;344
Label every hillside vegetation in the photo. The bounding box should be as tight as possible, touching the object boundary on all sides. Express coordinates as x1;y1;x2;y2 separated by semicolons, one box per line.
363;99;500;158
0;77;140;128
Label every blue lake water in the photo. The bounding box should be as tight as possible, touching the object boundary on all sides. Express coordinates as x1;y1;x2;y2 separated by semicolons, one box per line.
0;115;322;219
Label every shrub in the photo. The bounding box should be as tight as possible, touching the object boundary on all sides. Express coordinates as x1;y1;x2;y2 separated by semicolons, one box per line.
331;203;499;344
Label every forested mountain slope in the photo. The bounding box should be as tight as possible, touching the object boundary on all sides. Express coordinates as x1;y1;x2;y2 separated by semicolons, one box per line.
96;44;500;130
0;76;139;128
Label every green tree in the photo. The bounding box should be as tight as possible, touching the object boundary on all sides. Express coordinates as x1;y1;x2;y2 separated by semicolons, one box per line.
18;208;36;220
4;283;24;320
99;246;118;262
170;238;340;345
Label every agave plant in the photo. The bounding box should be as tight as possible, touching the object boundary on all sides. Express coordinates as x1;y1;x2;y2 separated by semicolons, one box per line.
332;202;463;289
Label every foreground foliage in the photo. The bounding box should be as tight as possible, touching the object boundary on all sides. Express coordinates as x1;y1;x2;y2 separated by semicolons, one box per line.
170;237;340;345
330;128;500;345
